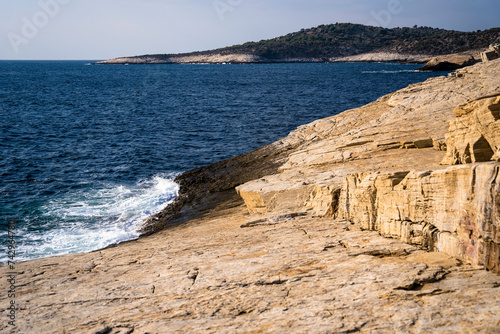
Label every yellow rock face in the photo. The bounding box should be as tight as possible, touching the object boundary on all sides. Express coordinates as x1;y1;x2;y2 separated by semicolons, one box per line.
237;59;500;273
442;94;500;165
340;164;500;272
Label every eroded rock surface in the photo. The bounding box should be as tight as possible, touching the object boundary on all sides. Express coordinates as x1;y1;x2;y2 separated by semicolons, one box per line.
237;59;500;272
339;163;500;273
1;203;499;333
442;94;500;164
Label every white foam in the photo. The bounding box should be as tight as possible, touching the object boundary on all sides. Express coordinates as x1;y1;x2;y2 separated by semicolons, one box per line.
3;174;179;263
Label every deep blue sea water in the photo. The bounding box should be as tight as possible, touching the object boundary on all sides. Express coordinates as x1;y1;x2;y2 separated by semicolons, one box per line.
0;61;446;262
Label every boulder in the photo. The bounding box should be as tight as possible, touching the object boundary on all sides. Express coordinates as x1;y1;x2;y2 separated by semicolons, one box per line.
481;44;500;62
419;54;477;71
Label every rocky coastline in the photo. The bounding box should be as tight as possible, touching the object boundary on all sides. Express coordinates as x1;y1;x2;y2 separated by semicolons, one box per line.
1;59;500;333
94;49;491;73
94;24;500;68
95;52;431;65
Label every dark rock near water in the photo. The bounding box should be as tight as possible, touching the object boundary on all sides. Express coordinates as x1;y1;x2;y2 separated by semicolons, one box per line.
419;54;478;71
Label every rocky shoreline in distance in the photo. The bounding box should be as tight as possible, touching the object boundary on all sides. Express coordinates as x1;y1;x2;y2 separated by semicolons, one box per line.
95;23;500;70
94;47;497;72
94;51;431;65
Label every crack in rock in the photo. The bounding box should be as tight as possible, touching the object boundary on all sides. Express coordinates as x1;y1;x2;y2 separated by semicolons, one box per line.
240;212;308;228
395;269;448;291
353;249;410;258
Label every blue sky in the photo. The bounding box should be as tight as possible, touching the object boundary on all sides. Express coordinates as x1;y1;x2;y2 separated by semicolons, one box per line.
1;0;498;60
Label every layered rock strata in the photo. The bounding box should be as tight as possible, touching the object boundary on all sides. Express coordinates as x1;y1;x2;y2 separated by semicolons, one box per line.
442;94;500;164
339;163;500;273
236;59;500;273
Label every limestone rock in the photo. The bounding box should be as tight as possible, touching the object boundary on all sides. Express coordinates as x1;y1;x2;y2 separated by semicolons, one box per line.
236;173;313;215
331;52;430;63
236;59;500;272
2;207;499;333
442;94;500;165
339;164;500;272
482;50;500;62
419;54;478;71
481;44;500;62
96;54;263;64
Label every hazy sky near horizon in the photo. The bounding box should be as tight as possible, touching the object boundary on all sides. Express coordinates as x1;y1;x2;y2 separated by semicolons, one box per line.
1;0;498;60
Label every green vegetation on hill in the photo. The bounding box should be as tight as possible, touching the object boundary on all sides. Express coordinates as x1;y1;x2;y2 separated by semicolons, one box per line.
220;24;451;59
378;28;500;55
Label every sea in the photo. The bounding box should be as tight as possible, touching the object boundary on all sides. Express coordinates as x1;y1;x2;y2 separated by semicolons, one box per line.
0;61;447;263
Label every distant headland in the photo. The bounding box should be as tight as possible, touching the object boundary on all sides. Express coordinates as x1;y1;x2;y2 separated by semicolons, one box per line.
95;23;500;69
